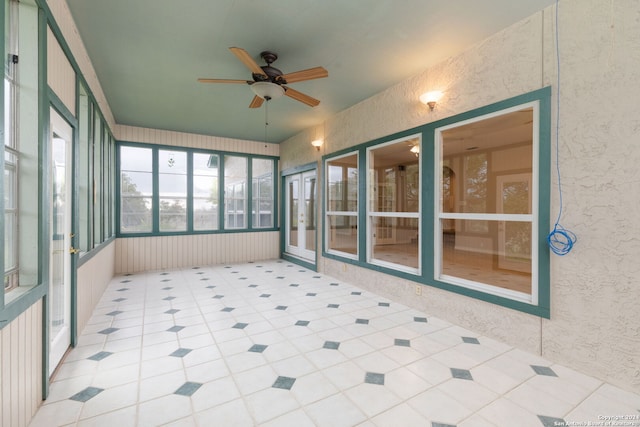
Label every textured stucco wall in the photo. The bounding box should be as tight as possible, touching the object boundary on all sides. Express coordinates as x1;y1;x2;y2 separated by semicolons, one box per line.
541;0;640;393
280;0;640;393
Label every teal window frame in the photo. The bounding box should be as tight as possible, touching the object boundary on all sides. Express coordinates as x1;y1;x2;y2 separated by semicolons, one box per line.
1;0;47;318
322;87;551;318
116;141;279;237
75;90;115;255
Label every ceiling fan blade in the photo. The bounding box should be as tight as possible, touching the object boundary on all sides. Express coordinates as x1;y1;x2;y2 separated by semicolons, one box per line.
249;95;264;109
282;66;328;84
229;47;267;78
197;78;250;84
284;86;320;107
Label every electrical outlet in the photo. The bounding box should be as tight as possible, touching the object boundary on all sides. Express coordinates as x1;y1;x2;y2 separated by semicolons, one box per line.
415;285;422;296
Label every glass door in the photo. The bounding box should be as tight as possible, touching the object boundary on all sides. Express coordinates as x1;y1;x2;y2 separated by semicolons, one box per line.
285;171;316;262
49;108;74;375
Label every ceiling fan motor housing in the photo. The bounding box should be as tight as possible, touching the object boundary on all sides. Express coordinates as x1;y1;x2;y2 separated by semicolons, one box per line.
253;51;286;84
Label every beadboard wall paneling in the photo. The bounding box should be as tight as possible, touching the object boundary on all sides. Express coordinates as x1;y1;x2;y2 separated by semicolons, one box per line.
115;125;279;157
76;242;115;334
115;232;280;274
0;300;43;427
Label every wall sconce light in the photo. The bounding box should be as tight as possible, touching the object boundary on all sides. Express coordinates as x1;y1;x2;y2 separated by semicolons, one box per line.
311;139;323;151
419;91;442;111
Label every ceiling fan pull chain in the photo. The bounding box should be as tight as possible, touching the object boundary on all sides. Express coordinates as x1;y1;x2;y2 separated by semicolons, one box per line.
264;99;269;143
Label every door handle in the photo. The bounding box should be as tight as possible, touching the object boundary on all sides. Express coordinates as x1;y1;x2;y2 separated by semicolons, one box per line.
69;247;80;255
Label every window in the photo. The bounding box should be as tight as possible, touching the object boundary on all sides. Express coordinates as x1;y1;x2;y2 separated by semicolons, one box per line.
159;149;187;232
224;155;247;229
193;153;218;231
325;152;358;257
117;144;276;235
435;104;539;303
252;158;274;228
93;113;102;245
120;146;153;233
2;0;43;303
4;0;18;291
321;88;549;315
367;135;421;273
78;84;91;252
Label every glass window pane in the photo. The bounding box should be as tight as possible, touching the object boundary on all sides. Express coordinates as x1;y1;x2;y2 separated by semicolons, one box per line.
327;154;358;212
224;156;247;229
78;85;90;251
252;158;274;228
159;198;187;231
304;176;316;252
327;214;357;255
369;137;419;213
93;114;102;244
370;217;419;269
193;153;219;230
441;219;531;294
159;150;187;232
120;146;153;233
441;108;533;215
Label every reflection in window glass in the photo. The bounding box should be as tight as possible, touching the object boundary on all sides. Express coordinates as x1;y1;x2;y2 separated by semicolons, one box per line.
4;0;19;290
288;178;299;247
194;153;219;230
368;136;420;271
326;153;358;257
4;151;17;288
78;87;90;252
159;150;187;232
438;106;534;297
93;114;102;245
304;175;316;252
120;146;153;233
327;215;358;255
224;156;247;229
252;158;274;228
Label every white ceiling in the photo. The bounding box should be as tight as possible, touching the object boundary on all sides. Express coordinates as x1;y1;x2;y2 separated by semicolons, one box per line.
64;0;555;143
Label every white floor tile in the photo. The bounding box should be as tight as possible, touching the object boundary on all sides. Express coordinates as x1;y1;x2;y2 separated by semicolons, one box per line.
37;260;640;427
344;383;403;418
259;408;317;427
304;393;368;427
370;402;430;427
138;369;186;402
289;371;339;406
76;405;137;427
77;382;138;420
190;376;240;412
136;394;193;426
408;388;475;424
244;387;301;424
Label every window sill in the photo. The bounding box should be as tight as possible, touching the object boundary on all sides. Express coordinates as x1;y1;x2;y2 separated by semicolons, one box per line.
4;285;36;306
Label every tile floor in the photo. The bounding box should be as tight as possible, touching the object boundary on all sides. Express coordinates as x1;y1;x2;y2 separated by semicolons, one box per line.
30;260;640;427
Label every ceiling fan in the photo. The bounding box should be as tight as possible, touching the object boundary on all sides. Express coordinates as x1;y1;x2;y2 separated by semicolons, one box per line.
198;47;328;108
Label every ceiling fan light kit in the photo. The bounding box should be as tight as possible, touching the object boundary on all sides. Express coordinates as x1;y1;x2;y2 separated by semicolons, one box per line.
199;47;328;109
250;81;285;100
